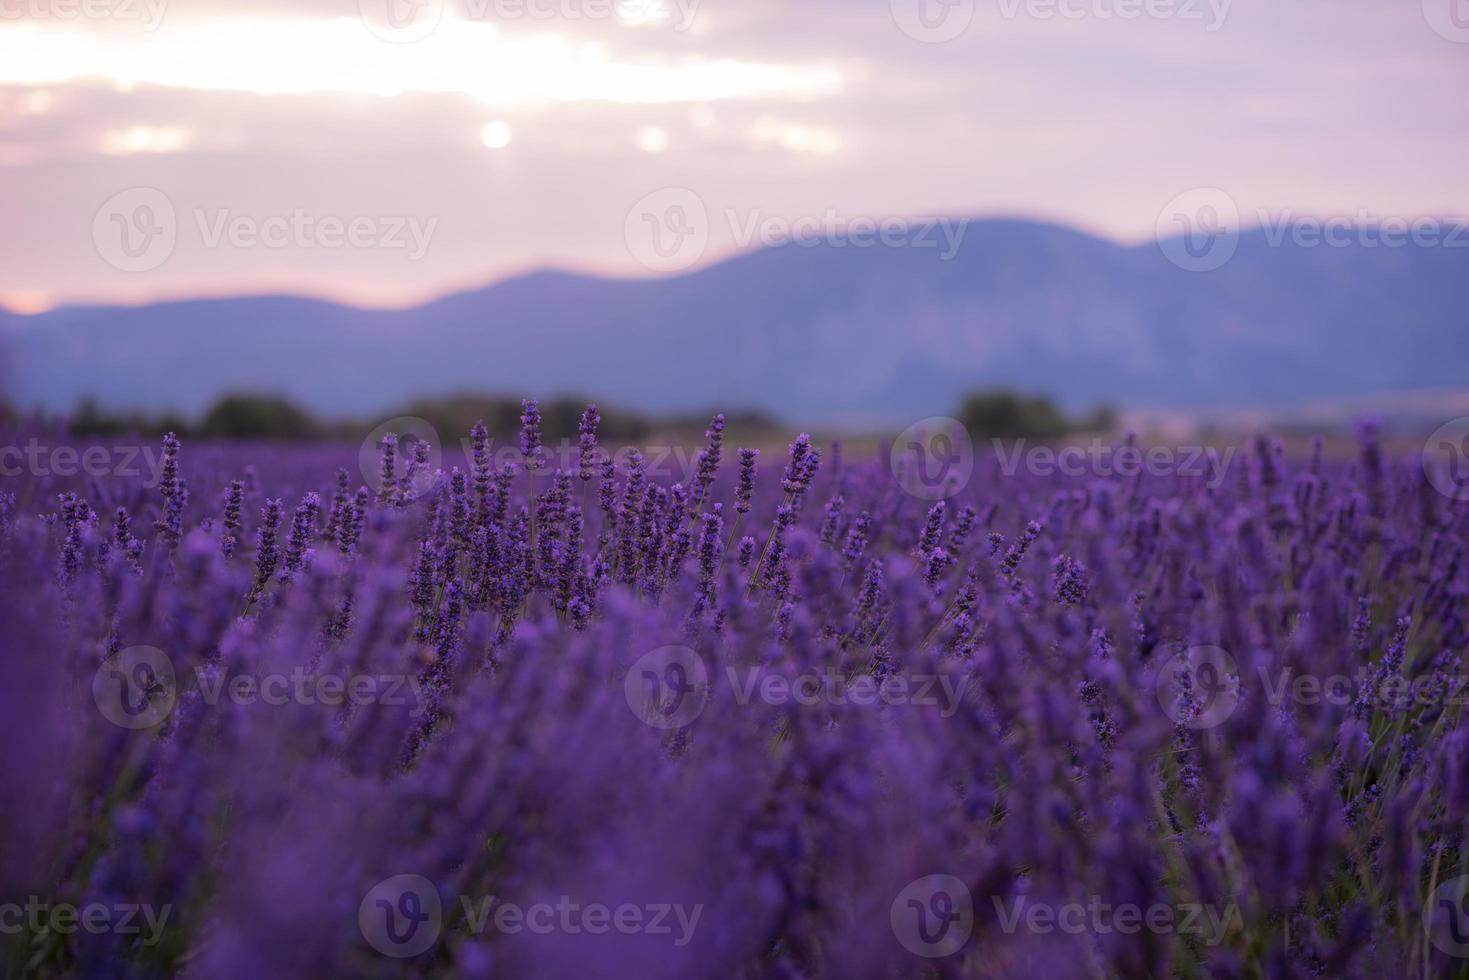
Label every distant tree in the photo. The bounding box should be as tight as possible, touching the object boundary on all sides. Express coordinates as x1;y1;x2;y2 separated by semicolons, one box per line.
958;390;1071;440
1080;404;1118;433
396;395;522;447
66;397;181;437
70;397;121;436
200;394;317;440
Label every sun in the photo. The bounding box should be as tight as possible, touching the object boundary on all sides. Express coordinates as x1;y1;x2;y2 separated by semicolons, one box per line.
480;120;513;150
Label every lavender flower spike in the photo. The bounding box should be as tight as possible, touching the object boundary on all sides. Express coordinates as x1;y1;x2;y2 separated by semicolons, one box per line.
520;398;545;473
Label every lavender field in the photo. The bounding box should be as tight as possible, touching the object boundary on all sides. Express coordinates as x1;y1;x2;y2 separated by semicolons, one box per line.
2;405;1468;979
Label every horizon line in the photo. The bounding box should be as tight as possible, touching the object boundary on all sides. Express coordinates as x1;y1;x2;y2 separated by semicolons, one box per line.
6;209;1467;317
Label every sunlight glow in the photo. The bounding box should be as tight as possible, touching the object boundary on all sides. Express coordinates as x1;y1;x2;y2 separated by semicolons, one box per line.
99;125;193;155
0;19;844;105
480;120;514;148
636;125;669;153
750;116;842;155
0;290;54;315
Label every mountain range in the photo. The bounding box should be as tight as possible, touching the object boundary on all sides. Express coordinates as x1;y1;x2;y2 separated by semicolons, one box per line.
4;219;1466;427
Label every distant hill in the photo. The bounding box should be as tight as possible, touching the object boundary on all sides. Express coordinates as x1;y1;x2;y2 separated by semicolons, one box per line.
5;220;1467;426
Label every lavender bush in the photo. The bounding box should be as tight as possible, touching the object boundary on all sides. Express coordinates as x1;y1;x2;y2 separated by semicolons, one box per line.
2;413;1467;979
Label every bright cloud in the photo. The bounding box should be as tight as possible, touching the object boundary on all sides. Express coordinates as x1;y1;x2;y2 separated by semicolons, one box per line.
0;17;844;104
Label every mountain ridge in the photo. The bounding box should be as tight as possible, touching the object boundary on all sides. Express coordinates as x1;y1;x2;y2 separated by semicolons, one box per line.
5;219;1466;426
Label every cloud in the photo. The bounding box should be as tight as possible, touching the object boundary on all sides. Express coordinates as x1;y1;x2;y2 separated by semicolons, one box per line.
0;0;1464;306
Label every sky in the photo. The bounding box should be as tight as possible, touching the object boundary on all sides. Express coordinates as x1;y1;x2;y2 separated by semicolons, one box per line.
0;0;1465;312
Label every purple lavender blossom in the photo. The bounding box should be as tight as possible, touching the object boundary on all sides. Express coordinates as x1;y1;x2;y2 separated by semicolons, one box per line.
0;403;1457;980
520;398;545;473
578;404;602;483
